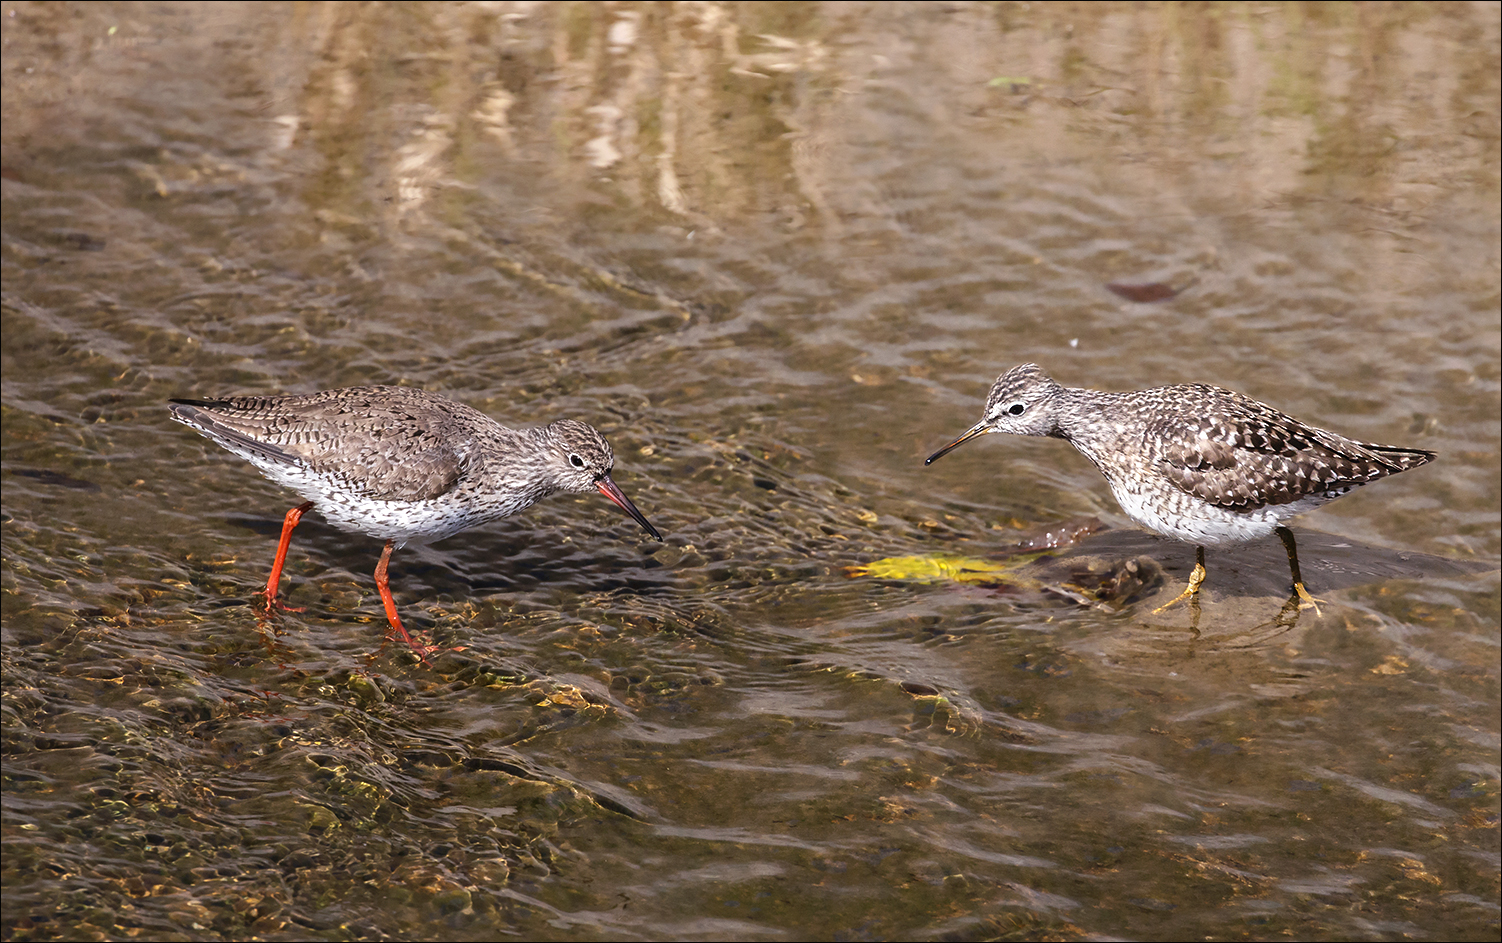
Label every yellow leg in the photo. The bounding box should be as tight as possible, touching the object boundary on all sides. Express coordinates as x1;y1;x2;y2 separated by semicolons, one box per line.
1277;526;1322;614
1153;546;1207;614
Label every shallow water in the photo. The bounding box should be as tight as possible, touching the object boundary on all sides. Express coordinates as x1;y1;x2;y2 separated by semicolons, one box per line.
3;2;1498;940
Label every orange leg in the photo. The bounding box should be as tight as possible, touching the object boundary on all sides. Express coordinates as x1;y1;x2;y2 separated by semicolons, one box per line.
373;540;434;658
261;501;314;611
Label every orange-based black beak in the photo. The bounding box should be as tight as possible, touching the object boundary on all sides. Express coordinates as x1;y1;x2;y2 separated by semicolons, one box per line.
596;474;663;541
925;419;993;465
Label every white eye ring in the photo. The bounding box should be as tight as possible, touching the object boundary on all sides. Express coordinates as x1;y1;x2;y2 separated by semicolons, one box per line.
569;454;586;469
1007;403;1025;416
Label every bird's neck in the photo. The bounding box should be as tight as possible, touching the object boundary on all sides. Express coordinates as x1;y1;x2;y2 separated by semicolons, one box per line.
1053;387;1134;462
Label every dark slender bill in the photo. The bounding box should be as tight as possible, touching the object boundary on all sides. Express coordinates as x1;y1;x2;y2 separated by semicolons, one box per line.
925;420;991;465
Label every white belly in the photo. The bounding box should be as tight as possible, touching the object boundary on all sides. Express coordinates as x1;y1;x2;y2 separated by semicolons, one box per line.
1109;485;1330;546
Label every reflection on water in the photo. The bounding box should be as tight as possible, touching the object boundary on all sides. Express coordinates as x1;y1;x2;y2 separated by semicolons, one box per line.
3;2;1498;941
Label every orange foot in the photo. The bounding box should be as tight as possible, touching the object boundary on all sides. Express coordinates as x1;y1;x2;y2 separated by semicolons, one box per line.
256;590;305;615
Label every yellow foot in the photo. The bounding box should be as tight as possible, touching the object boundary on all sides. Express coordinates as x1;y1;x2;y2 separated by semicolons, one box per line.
1293;580;1323;616
1152;584;1196;614
1152;555;1207;615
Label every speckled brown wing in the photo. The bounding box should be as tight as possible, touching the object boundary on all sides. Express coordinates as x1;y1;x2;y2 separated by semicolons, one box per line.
171;387;475;503
1149;385;1434;511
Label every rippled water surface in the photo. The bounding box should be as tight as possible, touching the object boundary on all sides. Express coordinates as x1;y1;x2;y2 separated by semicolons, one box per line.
3;2;1499;940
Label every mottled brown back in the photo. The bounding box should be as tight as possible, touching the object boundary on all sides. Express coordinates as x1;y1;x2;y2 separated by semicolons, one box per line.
1139;384;1434;511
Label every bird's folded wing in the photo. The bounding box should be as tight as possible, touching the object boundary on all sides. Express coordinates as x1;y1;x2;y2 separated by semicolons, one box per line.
303;418;470;503
1154;398;1421;511
176;396;470;503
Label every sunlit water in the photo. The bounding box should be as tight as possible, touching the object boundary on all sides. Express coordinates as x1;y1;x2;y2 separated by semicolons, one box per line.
3;3;1498;941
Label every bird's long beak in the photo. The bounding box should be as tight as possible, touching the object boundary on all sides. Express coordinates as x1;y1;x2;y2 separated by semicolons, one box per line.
925;419;994;465
596;474;663;541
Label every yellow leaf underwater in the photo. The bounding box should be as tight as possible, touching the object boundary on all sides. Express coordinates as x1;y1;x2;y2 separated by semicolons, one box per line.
847;554;1026;585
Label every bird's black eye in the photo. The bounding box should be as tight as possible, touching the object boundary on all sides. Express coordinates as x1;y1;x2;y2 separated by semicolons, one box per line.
1007;403;1025;416
569;454;586;468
